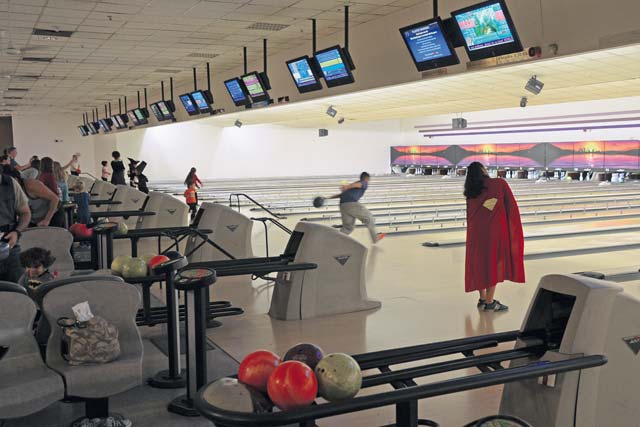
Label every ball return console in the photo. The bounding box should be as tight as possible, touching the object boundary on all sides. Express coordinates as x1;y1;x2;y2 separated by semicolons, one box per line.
194;273;634;427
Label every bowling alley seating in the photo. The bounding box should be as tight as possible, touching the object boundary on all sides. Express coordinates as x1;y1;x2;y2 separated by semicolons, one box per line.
135;191;189;229
269;221;380;320
107;185;148;228
0;282;65;421
89;181;117;213
20;227;75;274
40;277;143;422
185;202;253;262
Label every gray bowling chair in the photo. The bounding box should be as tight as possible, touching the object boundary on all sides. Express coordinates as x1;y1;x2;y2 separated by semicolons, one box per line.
135;191;188;230
186;202;253;262
42;278;143;421
0;282;65;420
109;185;148;228
89;181;116;213
20;227;75;273
500;273;640;427
269;221;381;320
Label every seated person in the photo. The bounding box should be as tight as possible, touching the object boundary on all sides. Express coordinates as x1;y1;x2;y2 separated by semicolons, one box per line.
73;181;91;225
19;247;57;295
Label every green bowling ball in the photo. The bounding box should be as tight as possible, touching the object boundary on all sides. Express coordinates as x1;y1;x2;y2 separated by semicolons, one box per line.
201;377;272;413
121;257;148;279
115;222;128;235
111;255;132;275
314;353;362;402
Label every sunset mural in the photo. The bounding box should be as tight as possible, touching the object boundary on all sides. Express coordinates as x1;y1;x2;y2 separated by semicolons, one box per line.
391;141;640;169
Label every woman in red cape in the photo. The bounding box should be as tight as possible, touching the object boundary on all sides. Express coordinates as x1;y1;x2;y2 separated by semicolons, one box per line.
464;162;525;312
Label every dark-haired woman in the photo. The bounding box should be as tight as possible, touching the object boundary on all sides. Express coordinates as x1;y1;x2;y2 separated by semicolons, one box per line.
38;157;59;196
184;167;202;189
464;162;524;312
111;151;126;185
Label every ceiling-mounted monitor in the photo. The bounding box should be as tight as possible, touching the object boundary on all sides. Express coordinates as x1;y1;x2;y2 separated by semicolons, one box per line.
190;90;213;114
87;122;100;135
133;107;148;125
314;45;355;88
399;17;460;71
286;55;323;93
224;77;251;107
150;103;165;121
179;93;199;116
241;72;271;103
78;125;89;136
156;100;175;121
98;118;113;132
111;114;125;129
451;0;522;61
127;110;140;126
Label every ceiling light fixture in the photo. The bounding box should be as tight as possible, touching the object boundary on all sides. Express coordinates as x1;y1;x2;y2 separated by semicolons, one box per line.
234;119;242;128
326;106;337;118
520;96;528;108
525;75;544;95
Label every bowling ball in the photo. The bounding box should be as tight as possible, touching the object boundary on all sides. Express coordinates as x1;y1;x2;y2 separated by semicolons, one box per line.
164;250;182;260
148;255;170;270
238;350;281;392
115;222;128;235
315;353;362;401
312;197;325;208
121;257;148;279
111;255;132;274
69;223;93;239
283;343;324;370
140;253;157;264
267;361;317;411
201;377;272;414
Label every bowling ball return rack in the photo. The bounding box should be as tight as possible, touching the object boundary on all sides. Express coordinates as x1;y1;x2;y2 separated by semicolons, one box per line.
195;330;606;427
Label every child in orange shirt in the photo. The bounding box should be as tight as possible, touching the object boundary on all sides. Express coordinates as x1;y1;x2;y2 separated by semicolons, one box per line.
184;184;198;220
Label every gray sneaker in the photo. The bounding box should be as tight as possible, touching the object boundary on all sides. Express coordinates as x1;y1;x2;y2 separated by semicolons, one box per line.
484;300;508;312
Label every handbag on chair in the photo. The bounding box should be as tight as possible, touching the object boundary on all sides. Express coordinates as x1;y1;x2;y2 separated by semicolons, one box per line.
57;316;120;365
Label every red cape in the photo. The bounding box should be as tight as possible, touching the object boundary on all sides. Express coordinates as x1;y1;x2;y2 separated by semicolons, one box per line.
465;178;525;292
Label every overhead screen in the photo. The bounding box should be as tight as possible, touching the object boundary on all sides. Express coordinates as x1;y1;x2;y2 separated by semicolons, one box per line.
286;56;323;93
224;78;250;107
314;46;354;88
179;93;199;116
451;0;522;60
191;90;211;113
241;72;270;103
399;17;459;71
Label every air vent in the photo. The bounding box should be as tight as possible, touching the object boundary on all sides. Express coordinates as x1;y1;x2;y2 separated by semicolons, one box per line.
7;88;28;92
22;57;53;62
154;68;181;73
12;74;39;80
3;96;23;100
186;53;219;59
32;28;74;38
246;22;289;31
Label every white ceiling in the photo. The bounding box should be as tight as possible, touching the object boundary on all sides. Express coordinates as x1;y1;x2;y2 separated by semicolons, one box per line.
200;43;640;127
0;0;420;113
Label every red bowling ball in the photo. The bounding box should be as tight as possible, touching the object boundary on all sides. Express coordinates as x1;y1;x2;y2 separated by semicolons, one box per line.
69;223;92;239
148;255;170;270
267;361;318;411
238;350;281;392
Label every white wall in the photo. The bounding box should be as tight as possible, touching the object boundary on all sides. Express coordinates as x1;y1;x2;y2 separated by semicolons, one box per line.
115;118;402;181
11;113;99;176
107;96;640;182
